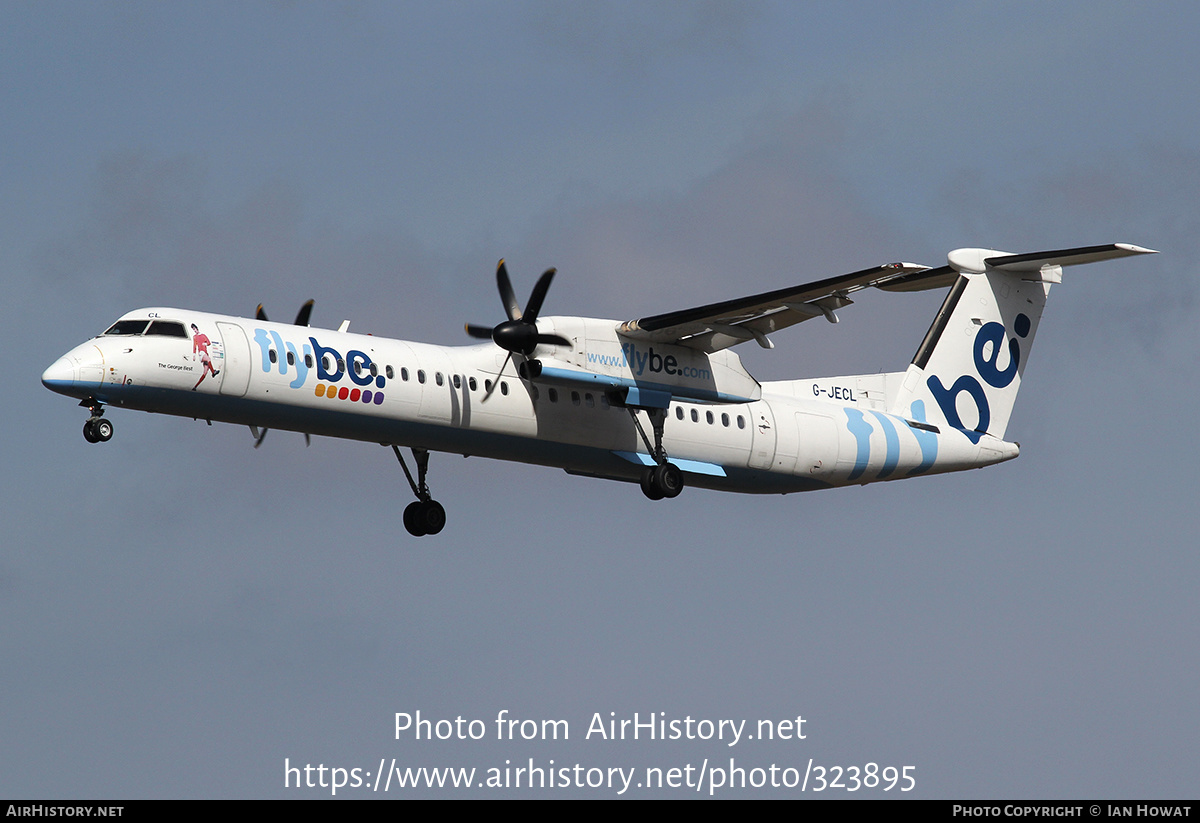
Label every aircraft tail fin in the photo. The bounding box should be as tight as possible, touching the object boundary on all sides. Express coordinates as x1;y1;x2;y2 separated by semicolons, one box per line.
889;244;1155;441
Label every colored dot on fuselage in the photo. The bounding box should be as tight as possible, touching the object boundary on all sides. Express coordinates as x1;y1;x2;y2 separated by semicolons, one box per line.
376;375;385;389
338;386;349;400
315;384;326;397
363;390;373;403
350;388;361;402
373;392;384;405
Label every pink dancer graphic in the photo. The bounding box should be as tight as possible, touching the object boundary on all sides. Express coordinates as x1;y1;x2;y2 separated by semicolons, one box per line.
191;324;220;390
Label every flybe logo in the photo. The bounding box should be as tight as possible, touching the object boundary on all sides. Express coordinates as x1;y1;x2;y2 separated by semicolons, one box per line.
585;343;712;380
253;329;387;406
927;313;1030;443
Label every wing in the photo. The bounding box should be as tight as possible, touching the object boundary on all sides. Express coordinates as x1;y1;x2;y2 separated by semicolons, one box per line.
618;261;944;352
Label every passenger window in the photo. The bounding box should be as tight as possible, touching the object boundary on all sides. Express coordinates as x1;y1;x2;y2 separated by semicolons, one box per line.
548;388;558;403
500;381;509;396
722;413;729;427
417;370;426;384
585;393;594;408
737;415;745;429
435;372;444;386
323;356;332;372
337;358;345;372
469;377;477;391
675;406;683;420
400;367;407;381
305;354;313;368
287;351;295;366
387;365;395;379
571;391;581;406
452;374;461;389
691;409;699;423
706;411;714;425
269;349;277;364
370;363;378;377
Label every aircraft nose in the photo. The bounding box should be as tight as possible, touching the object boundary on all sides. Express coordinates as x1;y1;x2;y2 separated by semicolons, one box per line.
41;357;75;393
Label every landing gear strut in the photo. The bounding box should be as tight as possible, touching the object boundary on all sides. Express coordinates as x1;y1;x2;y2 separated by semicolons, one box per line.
628;407;684;500
392;445;446;537
80;399;113;443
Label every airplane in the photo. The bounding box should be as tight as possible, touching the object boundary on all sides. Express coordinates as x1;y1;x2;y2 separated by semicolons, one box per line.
42;243;1155;537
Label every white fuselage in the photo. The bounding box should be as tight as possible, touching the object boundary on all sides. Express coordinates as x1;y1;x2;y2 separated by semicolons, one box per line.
42;307;1017;494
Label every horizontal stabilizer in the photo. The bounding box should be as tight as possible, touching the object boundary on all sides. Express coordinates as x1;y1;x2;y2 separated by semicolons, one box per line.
948;243;1157;275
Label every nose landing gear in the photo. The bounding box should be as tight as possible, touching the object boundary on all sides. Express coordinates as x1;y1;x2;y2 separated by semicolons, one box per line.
80;400;113;443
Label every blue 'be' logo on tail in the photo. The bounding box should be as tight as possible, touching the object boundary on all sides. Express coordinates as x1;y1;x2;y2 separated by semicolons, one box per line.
927;314;1030;444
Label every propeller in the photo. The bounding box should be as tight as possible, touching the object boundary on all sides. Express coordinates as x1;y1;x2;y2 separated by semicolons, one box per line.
465;260;571;400
255;299;315;326
250;300;316;447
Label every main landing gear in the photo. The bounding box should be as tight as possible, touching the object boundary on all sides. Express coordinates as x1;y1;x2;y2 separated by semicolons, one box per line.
391;445;447;537
80;399;113;443
628;407;684;501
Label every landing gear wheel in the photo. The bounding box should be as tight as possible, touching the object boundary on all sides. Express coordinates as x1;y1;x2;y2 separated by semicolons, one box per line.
641;463;683;500
403;500;446;537
93;418;113;442
403;501;428;537
640;467;665;500
654;462;683;498
83;420;98;443
420;500;446;535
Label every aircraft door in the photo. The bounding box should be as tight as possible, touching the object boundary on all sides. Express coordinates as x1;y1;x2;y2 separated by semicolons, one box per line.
747;401;777;470
795;412;838;478
216;322;251;397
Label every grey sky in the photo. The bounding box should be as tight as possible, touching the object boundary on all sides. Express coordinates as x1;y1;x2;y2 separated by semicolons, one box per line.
2;1;1196;797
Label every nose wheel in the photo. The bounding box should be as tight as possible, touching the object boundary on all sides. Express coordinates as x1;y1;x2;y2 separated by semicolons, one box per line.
391;445;446;537
81;400;113;443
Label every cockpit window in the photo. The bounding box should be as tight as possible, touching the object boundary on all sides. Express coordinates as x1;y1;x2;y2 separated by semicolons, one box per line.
102;320;150;336
145;321;188;338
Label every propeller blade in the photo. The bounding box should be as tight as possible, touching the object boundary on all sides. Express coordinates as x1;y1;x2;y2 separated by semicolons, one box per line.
256;304;268;321
468;260;564;355
523;268;556;323
496;259;522;321
294;299;314;327
482;351;514;402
